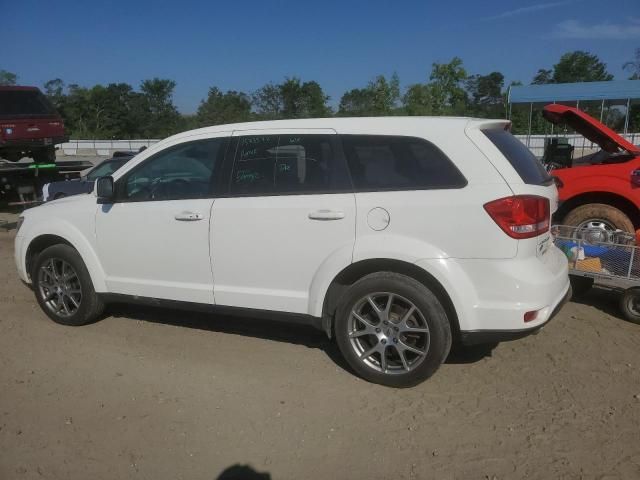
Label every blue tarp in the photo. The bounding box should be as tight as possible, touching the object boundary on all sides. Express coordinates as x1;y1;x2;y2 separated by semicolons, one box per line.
508;80;640;104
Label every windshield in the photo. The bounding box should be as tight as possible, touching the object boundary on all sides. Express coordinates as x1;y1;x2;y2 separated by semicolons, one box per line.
0;90;57;118
86;159;129;181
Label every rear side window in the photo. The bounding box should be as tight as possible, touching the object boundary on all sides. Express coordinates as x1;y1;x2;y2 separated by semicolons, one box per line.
341;135;466;191
0;90;57;118
482;129;551;185
230;134;342;195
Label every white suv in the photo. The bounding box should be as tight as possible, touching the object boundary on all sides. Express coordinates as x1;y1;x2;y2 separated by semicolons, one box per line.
14;117;570;387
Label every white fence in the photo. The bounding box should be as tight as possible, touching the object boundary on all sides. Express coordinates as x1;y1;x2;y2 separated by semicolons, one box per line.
57;133;640;158
58;139;161;156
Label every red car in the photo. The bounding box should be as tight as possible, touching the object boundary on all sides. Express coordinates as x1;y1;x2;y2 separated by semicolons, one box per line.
0;86;68;163
543;104;640;240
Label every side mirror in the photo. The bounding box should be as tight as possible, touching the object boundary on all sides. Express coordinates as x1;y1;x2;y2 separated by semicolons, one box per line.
96;176;115;203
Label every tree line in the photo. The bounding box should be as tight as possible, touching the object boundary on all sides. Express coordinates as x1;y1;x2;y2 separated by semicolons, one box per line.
1;48;639;139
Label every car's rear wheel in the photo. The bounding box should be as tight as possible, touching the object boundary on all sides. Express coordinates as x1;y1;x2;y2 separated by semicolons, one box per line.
563;204;634;242
335;272;452;388
32;244;104;326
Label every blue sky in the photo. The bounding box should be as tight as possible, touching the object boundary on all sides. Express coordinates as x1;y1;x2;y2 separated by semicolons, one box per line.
2;0;639;113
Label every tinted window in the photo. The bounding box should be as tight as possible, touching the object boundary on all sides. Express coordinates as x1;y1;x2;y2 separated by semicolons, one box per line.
0;90;57;118
230;134;336;195
342;135;466;191
482;129;551;185
123;139;223;201
86;159;129;181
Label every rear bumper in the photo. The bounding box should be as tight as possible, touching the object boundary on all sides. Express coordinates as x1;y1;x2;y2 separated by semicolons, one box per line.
459;284;572;345
0;136;68;149
416;244;571;343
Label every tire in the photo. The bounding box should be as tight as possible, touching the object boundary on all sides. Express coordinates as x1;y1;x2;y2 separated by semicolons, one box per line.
32;244;104;326
569;275;593;297
619;288;640;325
334;272;452;388
563;203;634;235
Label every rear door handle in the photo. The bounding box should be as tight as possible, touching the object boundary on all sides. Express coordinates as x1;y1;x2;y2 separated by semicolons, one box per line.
308;209;345;221
174;211;204;221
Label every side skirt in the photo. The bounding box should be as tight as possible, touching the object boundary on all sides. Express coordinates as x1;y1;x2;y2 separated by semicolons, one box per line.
98;293;325;331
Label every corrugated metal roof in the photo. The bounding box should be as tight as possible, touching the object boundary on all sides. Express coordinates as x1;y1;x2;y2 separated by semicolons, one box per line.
508;80;640;103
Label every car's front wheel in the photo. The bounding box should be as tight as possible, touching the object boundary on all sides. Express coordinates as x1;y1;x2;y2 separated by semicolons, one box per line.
335;272;452;388
32;244;104;326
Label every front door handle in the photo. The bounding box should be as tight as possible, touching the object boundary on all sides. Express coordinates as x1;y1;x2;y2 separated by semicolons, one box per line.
308;209;345;221
175;211;204;221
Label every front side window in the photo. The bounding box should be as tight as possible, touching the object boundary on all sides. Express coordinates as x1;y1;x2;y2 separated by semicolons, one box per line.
341;135;467;191
86;159;128;181
122;138;223;201
230;134;336;195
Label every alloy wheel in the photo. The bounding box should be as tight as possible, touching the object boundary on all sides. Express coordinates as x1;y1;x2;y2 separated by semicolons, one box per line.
37;258;83;318
347;292;430;374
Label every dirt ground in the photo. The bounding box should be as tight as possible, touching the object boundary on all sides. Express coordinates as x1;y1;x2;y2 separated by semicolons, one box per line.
1;211;639;480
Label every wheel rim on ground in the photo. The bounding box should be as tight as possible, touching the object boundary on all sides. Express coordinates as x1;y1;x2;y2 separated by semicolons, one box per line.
37;258;83;318
575;219;617;244
347;292;430;374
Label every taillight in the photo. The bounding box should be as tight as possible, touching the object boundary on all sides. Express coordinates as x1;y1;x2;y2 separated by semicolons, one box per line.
484;195;550;239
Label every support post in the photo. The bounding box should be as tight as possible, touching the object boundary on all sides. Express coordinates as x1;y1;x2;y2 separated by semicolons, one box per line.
600;99;605;122
624;98;631;135
527;102;533;148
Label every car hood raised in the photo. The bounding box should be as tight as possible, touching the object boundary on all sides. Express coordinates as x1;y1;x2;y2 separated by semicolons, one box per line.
542;104;640;154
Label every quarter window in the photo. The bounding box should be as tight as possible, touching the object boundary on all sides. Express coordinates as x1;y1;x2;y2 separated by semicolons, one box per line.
482;128;552;186
341;135;466;191
230;134;337;195
123;138;223;201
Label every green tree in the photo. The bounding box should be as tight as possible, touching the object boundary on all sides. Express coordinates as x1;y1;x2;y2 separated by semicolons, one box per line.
623;48;640;80
532;69;553;85
139;78;181;138
533;51;613;84
197;87;252;126
402;84;434;115
0;69;17;86
428;57;467;115
252;83;282;119
43;78;67;120
280;78;331;118
465;71;504;117
253;78;331;119
338;73;400;116
553;51;613;83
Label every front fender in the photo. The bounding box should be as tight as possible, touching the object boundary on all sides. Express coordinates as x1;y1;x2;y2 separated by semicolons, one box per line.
20;220;107;292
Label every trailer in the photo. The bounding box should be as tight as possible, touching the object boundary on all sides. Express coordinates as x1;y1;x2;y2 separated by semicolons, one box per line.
0;159;93;206
553;224;640;324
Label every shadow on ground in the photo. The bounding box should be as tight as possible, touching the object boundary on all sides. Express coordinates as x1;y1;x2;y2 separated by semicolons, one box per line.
570;286;640;327
106;302;495;374
216;464;271;480
571;287;621;317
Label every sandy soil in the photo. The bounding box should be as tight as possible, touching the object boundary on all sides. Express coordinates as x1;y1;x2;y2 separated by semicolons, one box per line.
1;212;639;480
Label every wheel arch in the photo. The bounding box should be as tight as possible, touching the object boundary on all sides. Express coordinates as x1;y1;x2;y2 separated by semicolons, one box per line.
555;191;640;228
26;234;73;279
24;231;107;292
320;258;461;340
